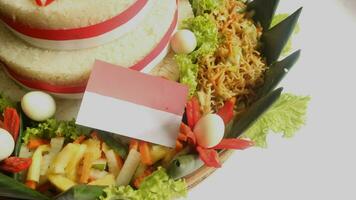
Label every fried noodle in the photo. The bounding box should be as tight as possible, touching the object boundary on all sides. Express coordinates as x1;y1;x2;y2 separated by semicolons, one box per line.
197;0;267;114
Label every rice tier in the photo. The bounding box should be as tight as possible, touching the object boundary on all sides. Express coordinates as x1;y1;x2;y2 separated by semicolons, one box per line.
0;0;137;29
0;0;192;96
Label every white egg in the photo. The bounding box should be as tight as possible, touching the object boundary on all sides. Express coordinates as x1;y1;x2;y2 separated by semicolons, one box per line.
0;128;15;161
194;114;225;148
170;29;197;54
21;91;56;121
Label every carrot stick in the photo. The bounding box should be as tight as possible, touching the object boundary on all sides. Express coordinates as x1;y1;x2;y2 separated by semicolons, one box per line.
25;180;37;190
139;141;153;165
177;133;187;142
116;154;124;170
132;168;153;188
37;182;51;193
27;138;50;150
175;140;184;152
129;139;139;151
90;131;99;140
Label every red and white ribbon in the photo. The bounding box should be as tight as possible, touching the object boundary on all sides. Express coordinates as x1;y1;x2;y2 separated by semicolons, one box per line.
0;0;151;50
1;8;178;98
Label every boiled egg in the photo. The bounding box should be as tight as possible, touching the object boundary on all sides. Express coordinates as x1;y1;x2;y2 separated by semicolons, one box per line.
0;128;15;161
21;91;56;121
194;114;225;148
171;29;197;54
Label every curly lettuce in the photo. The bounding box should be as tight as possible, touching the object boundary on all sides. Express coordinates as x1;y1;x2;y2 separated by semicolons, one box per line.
22;119;83;144
190;0;222;16
176;14;218;96
0;93;15;114
243;93;311;147
100;168;187;200
176;55;198;97
182;15;218;58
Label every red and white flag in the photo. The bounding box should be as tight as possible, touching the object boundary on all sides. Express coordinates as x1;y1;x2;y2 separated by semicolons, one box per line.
76;60;189;147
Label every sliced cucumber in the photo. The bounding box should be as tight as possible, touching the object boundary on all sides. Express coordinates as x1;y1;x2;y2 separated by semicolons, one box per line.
27;145;50;182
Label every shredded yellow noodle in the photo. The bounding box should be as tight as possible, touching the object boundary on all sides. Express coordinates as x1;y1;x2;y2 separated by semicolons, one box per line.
197;0;267;114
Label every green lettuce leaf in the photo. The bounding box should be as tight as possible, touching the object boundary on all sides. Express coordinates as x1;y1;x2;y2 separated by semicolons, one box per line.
176;54;198;96
99;168;187;200
0;93;15;114
176;14;218;96
181;15;218;57
243;93;310;147
190;0;222;16
270;14;300;55
22;119;83;144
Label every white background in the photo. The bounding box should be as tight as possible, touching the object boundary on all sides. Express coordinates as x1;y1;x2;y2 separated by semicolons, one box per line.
188;0;356;199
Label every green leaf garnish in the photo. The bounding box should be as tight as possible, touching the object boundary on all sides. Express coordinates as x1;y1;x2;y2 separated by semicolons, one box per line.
227;88;283;138
247;0;280;30
243;93;311;147
99;168;187;200
271;13;300;55
262;7;302;65
258;50;301;97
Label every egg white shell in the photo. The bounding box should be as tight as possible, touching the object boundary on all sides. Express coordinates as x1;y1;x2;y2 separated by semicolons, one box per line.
0;128;15;161
21;91;56;121
170;29;197;54
194;114;225;148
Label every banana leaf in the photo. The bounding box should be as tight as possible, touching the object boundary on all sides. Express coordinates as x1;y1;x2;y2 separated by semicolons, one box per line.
12;105;29;182
227;88;283;138
261;7;303;65
54;185;104;200
97;131;128;159
247;0;280;30
167;154;204;180
258;50;301;97
0;173;50;200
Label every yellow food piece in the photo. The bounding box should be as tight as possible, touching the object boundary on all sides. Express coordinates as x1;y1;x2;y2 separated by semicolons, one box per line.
48;174;76;192
80;139;101;183
27;145;50;182
88;174;116;186
105;149;121;177
150;145;171;164
50;143;80;174
161;151;177;168
133;163;148;180
65;144;87;181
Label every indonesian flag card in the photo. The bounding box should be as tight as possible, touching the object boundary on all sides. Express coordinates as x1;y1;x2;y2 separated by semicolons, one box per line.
76;60;189;147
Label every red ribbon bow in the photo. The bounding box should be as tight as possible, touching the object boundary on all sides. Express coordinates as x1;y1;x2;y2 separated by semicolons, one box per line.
178;98;254;168
35;0;55;6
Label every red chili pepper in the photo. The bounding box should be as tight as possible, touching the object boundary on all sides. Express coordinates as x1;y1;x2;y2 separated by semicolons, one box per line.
0;157;32;173
35;0;55;6
196;146;221;168
35;0;42;6
211;138;254;150
186;101;194;129
191;97;201;126
180;123;196;145
217;98;236;125
44;0;55;6
3;108;20;142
